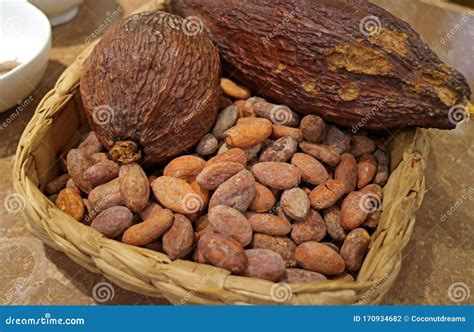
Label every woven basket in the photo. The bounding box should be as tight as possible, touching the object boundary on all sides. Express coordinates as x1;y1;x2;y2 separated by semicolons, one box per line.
12;0;430;305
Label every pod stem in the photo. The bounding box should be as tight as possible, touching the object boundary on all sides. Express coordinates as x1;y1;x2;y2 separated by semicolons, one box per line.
109;140;142;164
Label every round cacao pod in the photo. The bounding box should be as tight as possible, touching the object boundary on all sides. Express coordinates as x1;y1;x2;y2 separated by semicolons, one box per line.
80;11;221;166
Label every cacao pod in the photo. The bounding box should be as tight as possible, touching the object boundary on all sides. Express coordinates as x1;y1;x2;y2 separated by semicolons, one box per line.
172;0;470;129
81;11;221;166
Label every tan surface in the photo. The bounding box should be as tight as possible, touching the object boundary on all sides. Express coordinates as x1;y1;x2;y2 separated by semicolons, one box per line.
0;0;472;305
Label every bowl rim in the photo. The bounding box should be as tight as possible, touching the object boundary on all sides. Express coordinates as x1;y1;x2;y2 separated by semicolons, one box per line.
0;1;52;81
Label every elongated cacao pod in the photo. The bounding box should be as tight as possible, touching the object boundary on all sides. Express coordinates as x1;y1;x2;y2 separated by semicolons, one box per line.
172;0;471;129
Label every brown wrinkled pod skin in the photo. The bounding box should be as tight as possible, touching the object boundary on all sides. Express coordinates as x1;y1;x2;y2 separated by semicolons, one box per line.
81;12;221;166
172;0;470;129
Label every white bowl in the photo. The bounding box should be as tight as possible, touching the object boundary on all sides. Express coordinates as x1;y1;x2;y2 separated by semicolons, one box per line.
29;0;83;26
0;1;51;113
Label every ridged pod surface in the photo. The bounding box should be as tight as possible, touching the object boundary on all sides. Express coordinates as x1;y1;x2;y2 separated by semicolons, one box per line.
81;11;221;166
172;0;470;129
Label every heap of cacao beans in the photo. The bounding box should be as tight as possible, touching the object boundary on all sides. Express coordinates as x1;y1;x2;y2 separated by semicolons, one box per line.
46;78;390;283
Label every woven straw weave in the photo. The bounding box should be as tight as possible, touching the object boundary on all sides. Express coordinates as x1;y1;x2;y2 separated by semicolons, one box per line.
12;0;430;304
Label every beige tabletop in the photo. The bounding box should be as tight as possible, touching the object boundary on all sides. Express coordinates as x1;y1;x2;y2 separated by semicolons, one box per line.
0;0;472;305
